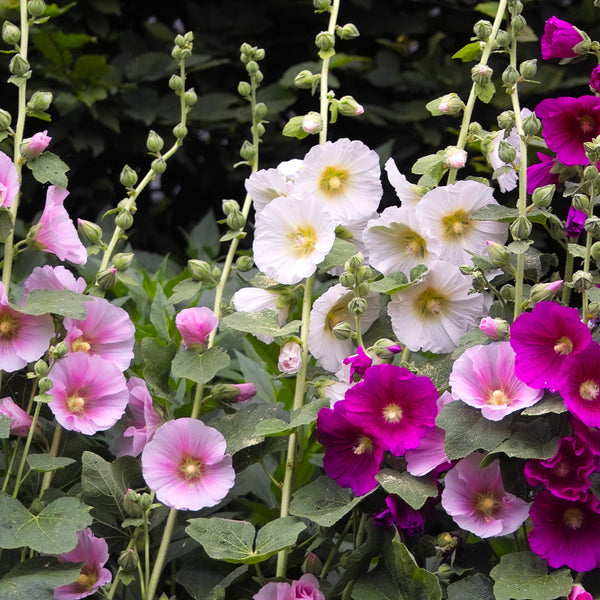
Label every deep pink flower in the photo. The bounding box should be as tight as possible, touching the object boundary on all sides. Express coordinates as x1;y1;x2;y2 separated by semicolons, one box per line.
591;66;600;94
278;341;302;374
571;415;600;461
526;152;560;195
528;490;600;571
342;364;438;456
234;383;257;402
64;296;135;371
32;186;87;264
441;452;530;538
23;265;86;301
535;96;600;166
342;346;373;382
374;495;424;537
54;528;111;600
568;584;593;600
0;150;18;208
48;353;129;435
175;306;218;351
566;206;587;238
253;575;325;600
509;301;591;391
141;417;235;511
541;17;585;60
0;281;54;373
111;377;162;457
0;397;32;436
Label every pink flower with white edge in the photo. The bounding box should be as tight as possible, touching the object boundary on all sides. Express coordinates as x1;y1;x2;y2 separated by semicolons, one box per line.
48;353;129;435
32;186;87;264
141;417;235;511
22;265;87;301
54;528;111;600
0;281;54;373
0;397;32;436
175;306;218;351
278;341;302;374
64;296;135;371
0;150;18;208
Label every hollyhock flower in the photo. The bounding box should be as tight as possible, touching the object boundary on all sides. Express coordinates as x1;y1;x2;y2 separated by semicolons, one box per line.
111;377;162;458
48;353;129;435
590;65;600;94
253;581;290;600
415;181;508;266
342;346;373;382
245;167;294;214
175;306;218;351
535;96;600;166
64;297;135;371
528;490;600;571
479;316;509;340
0;397;32;437
278;341;302;374
541;17;586;61
524;436;594;501
22;265;87;301
526;152;561;195
566;206;587;238
363;206;441;275
253;195;336;285
568;584;593;600
441;453;530;538
21;130;51;160
571;415;600;463
317;404;384;496
233;383;257;402
374;495;424;537
443;146;467;169
54;528;112;600
294;138;383;224
0;150;18;208
308;283;379;373
388;260;491;355
0;281;54;373
232;287;290;344
253;574;325;600
141;417;235;511
384;158;425;208
510;301;592;391
449;342;543;421
342;363;438;455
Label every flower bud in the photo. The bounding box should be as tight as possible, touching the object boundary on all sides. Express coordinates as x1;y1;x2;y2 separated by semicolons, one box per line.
33;359;49;377
530;280;563;303
497;110;515;130
313;0;332;10
188;259;212;282
169;74;184;94
211;383;245;402
120;165;138;188
501;65;520;87
237;81;252;98
254;102;268;121
294;70;317;89
139;493;153;511
427;93;464;116
338;95;364;116
115;211;134;230
9;54;30;76
510;215;532;241
585;215;600;238
113;252;134;271
510;0;524;15
77;219;103;245
348;297;368;316
511;14;526;33
245;60;259;76
471;63;493;84
151;157;167;175
226;210;246;230
355;265;372;283
118;549;139;573
96;267;118;290
240;42;253;57
0;109;11;131
531;184;555;208
2;21;20;45
332;321;353;340
302;552;324;577
240;140;256;161
498;140;517;164
443;146;467;169
371;338;402;362
522;112;541;136
495;29;512;49
592;241;600;262
519;59;537;79
486;240;511;267
27;90;53;112
52;341;69;359
20;131;52;161
235;255;254;271
253;48;265;61
356;282;371;297
302;112;323;134
27;0;46;17
338;23;360;40
573;270;593;292
346;252;364;271
315;31;335;52
123;490;143;517
278;341;302;374
479;317;510;340
38;376;53;393
572;193;590;212
339;271;355;289
222;199;240;215
500;284;515;301
473;19;493;40
468;122;483;136
184;89;198;107
585;165;599;181
146;130;164;153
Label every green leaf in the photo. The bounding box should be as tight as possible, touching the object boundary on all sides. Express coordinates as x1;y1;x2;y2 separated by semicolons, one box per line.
22;289;90;319
26;454;76;472
282;115;309;139
253;517;306;562
451;41;483;62
0;208;14;243
475;2;501;17
490;551;572;600
471;204;519;222
150;283;174;342
447;573;495;600
318;238;358;273
141;337;176;398
567;243;588;259
222;309;280;337
411;153;443;175
169;278;203;306
370;271;410;294
521;393;566;416
0;493;91;553
186;210;220;261
487;419;559;460
171;346;230;384
0;415;11;439
26;152;69;188
475;81;496;104
376;469;438;510
255;398;329;437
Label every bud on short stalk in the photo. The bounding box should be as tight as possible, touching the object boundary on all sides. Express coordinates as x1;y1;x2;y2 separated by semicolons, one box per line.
573;270;593;292
9;55;30;76
294;70;317;89
27;0;46;17
519;59;537;79
522;112;541;136
96;268;118;290
315;31;335;51
473;20;493;40
77;219;103;245
235;255;254;271
146;130;164;153
120;165;138;188
113;252;134;272
332;321;353;340
338;95;364;116
188;259;212;282
2;21;20;45
498;140;517;164
531;184;555;208
510;215;532;241
337;23;359;40
471;63;493;84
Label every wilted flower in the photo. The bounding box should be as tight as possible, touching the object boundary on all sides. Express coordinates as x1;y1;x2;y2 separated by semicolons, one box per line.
0;397;32;437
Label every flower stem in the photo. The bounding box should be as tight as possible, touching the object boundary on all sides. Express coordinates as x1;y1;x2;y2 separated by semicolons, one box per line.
319;0;341;144
145;507;177;600
40;424;62;494
12;400;41;498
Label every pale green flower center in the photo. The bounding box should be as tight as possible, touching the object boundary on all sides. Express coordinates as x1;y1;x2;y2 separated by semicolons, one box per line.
415;288;446;320
441;208;472;238
324;295;352;331
0;313;18;339
180;455;204;482
319;165;349;197
288;226;316;257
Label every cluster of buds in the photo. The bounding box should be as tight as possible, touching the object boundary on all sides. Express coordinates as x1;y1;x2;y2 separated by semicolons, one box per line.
188;259;222;286
171;31;194;64
221;198;246;232
340;252;372;317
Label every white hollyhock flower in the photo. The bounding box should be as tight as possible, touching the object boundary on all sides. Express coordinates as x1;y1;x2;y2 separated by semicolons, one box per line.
363;206;442;275
232;287;290;344
384;158;425;208
308;283;379;372
415;180;508;267
294;138;382;225
245;168;294;214
253;195;336;285
387;260;491;354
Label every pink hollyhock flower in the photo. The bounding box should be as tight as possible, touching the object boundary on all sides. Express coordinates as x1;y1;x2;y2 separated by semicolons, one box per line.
526;152;560;195
535;96;600;166
22;265;86;301
64;297;135;371
342;364;438;456
528;490;600;571
175;306;218;351
0;397;32;436
55;528;111;600
278;341;302;375
478;317;509;340
342;346;373;382
541;17;586;60
32;186;87;264
568;584;593;600
0;150;18;208
449;342;544;421
441;452;530;538
591;66;600;94
21;130;51;160
509;301;591;391
48;353;129;435
316;404;385;496
111;377;162;457
566;206;587;238
253;574;325;600
141;417;235;511
0;281;54;373
234;383;257;402
524;436;594;501
253;581;291;600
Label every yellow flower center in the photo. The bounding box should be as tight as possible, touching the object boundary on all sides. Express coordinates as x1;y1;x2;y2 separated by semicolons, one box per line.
71;337;91;353
553;336;573;356
475;491;500;520
77;569;98;591
353;436;374;455
389;223;427;258
67;395;86;414
563;507;584;529
180;455;204;482
319;165;349;197
383;403;403;423
288;225;317;257
487;389;510;406
324;294;352;332
441;208;472;239
415;288;446;320
0;313;18;339
579;379;600;401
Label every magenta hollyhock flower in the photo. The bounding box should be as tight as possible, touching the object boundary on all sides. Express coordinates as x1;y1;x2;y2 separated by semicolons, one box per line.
48;353;128;435
566;206;587;238
559;341;600;427
374;495;424;537
524;436;594;501
253;575;325;600
526;152;560;195
591;66;600;94
278;341;302;374
64;296;135;371
449;342;544;421
32;186;87;264
535;96;600;166
571;415;600;463
22;265;87;301
568;584;593;600
141;417;235;511
441;452;530;538
0;150;18;208
541;17;586;60
510;301;591;391
528;490;600;571
316;404;385;496
111;377;162;457
0;281;54;373
0;397;32;436
342;346;373;382
175;306;218;351
342;364;438;455
54;528;112;600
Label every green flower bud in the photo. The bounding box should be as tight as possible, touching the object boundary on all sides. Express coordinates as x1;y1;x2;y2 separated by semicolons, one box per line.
572;194;590;212
294;70;317;89
500;284;515;301
240;42;253;57
146;130;164;153
115;211;134;230
120;165;138;188
591;241;600;262
237;81;252;98
519;59;537;79
52;341;69;359
174;34;186;48
222;199;240;215
245;60;259;76
337;23;360;40
339;272;355;289
371;338;401;362
254;71;264;84
313;0;332;10
332;321;353;340
226;210;246;230
348;297;368;316
0;109;11;131
510;0;524;14
96;267;118;290
355;265;372;283
471;63;493;84
530;280;563;303
585;215;600;238
139;493;153;511
211;265;222;281
573;270;593;292
254;48;265;61
302;112;323;134
510;215;532;241
346;252;364;272
240;140;256;160
123;491;143;517
338;95;364;117
511;14;527;33
188;259;212;282
497;110;515;130
473;19;493;40
495;29;512;49
498;140;517;164
255;123;266;137
468;121;483;136
531;184;555;208
151;157;167;175
486;241;511;267
255;102;268;121
315;31;335;51
34;359;49;377
427;93;464;116
356;282;370;297
585;138;600;165
9;55;30;76
235;255;254;271
501;65;520;87
38;376;53;393
29;498;43;516
436;532;458;553
437;564;454;583
184;88;198;107
27;0;46;17
27;91;53;113
211;383;243;402
77;219;103;245
173;123;188;140
169;74;184;94
118;549;139;573
112;252;134;272
522;112;541;136
584;165;599;181
2;21;20;45
184;31;194;45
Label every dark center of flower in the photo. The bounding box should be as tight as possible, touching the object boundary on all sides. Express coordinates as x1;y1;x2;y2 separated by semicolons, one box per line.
555;463;570;478
415;288;446;320
553;336;573;356
67;395;86;414
579;115;596;136
71;336;91;353
487;389;510;406
441;208;472;239
383;403;403;423
563;507;585;530
579;379;600;401
77;568;98;591
0;313;19;340
353;435;374;455
319;166;349;197
180;455;204;482
288;226;316;257
475;491;500;520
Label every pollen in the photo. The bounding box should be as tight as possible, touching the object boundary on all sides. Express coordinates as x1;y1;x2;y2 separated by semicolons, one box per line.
0;313;18;339
353;435;374;455
488;389;510;405
288;225;317;258
77;570;99;591
180;455;204;482
553;336;573;356
319;166;349;197
72;337;92;353
475;491;500;520
383;402;403;423
579;379;600;401
67;395;86;414
441;208;472;239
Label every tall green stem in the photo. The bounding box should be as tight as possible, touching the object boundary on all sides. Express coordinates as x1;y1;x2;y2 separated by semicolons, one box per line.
319;0;341;145
145;507;177;600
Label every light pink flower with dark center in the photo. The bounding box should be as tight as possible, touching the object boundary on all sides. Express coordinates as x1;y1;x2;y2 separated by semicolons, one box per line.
0;397;32;436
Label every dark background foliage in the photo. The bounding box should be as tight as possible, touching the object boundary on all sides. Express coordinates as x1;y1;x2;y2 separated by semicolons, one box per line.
0;0;597;263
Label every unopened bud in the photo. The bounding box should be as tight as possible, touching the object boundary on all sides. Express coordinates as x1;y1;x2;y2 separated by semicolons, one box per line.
497;110;515;130
443;146;467;169
184;88;197;108
254;102;268;121
501;65;520;87
146;130;164;153
486;240;511;267
77;219;103;245
346;252;364;272
123;491;143;517
0;109;11;131
355;282;370;297
522;112;541;136
240;42;253;57
572;194;590;212
573;270;593;292
519;59;537;79
473;20;493;40
500;284;515;301
237;81;252;98
118;549;139;573
468;122;483;136
495;29;512;49
235;255;254;271
38;376;53;393
371;338;402;362
314;0;332;9
584;165;599;181
511;14;526;33
479;317;510;340
27;0;46;17
471;63;493;84
169;74;184;94
2;21;20;45
245;60;259;76
531;184;555;208
338;95;364;116
139;493;153;511
498;140;517;164
9;55;30;76
112;252;134;272
427;92;464;116
173;123;188;140
151;157;167;175
510;215;532;241
348;297;368;316
338;23;360;40
226;210;246;230
592;241;600;262
332;321;353;340
585;215;600;238
115;211;134;230
530;280;563;303
240;140;256;161
120;165;138;188
315;31;335;52
211;383;244;402
188;259;212;282
222;199;240;216
302;112;323;134
294;70;317;89
52;341;69;359
96;267;118;290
